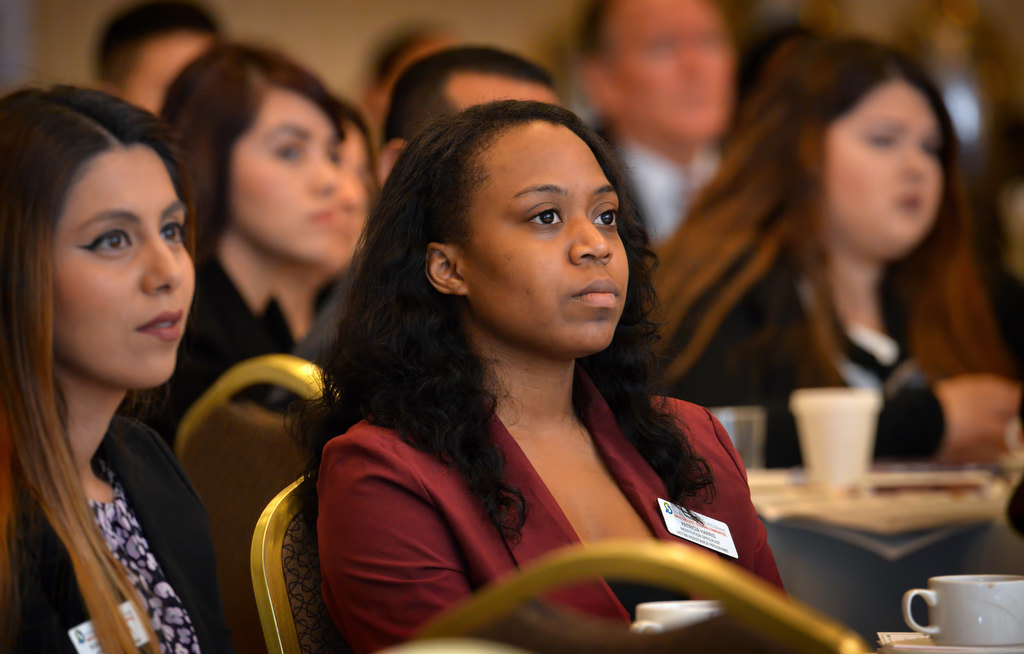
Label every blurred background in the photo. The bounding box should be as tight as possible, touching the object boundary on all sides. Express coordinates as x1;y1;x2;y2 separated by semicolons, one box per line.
3;0;1024;277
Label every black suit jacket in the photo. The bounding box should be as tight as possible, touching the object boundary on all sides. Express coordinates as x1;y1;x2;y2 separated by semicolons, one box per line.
14;417;233;653
151;260;296;444
153;260;341;444
664;265;1024;467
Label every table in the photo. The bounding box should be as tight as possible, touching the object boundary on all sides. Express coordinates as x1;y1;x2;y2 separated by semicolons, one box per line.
749;469;1024;644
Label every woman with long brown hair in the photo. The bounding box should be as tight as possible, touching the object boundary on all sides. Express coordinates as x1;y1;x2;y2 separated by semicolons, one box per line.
1;86;231;652
656;38;1023;467
158;43;363;440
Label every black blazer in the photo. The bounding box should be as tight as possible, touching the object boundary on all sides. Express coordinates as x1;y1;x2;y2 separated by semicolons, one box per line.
664;265;1024;468
152;259;296;444
154;260;342;444
14;417;233;653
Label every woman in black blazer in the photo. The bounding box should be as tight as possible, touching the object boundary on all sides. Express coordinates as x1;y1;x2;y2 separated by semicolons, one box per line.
655;38;1022;467
157;43;371;442
0;86;231;653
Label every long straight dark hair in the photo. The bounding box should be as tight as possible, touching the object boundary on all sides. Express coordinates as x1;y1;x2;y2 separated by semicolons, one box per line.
0;86;192;652
299;100;714;537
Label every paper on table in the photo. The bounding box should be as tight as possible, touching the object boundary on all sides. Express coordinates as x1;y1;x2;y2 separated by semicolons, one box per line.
877;632;1024;653
748;468;999;493
749;469;1009;536
878;632;931;647
754;490;1005;533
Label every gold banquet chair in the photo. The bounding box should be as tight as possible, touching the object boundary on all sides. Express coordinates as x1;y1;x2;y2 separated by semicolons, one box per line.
175;353;321;448
378;638;533;653
175;354;322;654
416;540;870;654
252;478;349;654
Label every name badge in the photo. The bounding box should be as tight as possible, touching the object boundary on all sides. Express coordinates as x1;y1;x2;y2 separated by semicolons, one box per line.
658;497;738;559
68;600;150;654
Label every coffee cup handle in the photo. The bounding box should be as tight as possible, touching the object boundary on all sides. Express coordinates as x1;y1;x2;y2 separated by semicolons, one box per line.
630;620;665;634
902;589;940;637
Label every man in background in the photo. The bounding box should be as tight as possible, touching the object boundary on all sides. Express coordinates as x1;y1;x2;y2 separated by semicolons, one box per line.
360;26;459;140
579;0;736;242
97;1;219;113
379;46;560;180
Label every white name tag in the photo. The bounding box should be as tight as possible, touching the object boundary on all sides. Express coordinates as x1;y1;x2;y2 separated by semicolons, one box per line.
67;600;150;653
658;497;738;559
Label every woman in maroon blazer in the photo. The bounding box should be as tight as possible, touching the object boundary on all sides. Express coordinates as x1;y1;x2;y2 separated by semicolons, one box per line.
300;100;782;653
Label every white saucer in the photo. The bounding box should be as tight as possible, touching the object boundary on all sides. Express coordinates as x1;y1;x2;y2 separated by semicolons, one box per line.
879;634;1024;653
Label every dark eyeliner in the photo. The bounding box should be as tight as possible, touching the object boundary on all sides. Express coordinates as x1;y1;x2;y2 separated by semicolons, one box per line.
81;233;110;251
80;229;129;251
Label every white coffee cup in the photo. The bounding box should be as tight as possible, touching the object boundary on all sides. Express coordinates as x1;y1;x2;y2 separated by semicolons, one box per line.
903;574;1024;647
630;600;724;634
789;388;881;490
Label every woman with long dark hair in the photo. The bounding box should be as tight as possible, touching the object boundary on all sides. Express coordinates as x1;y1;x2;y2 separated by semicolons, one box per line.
656;38;1023;467
158;43;361;439
0;86;231;652
302;100;781;653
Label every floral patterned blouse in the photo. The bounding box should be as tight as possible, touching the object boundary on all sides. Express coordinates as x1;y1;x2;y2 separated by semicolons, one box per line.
90;458;202;654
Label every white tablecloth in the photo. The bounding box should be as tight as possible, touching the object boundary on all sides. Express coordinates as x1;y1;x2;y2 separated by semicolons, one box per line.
749;468;1024;643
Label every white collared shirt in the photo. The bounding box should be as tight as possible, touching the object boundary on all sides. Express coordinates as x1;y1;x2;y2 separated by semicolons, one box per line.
619;142;719;242
796;278;924;395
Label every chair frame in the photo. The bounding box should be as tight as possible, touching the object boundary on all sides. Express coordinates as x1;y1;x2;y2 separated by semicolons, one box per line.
416;540;870;654
251;478;305;654
175;353;321;458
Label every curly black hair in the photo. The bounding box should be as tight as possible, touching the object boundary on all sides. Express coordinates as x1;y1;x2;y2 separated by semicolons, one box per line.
298;100;713;539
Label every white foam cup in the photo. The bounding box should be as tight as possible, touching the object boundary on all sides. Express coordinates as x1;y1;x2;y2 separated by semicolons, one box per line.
789;388;881;490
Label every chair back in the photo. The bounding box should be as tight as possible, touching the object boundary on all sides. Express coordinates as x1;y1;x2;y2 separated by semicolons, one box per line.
252;479;350;654
417;540;869;654
175;354;321;654
175;353;321;451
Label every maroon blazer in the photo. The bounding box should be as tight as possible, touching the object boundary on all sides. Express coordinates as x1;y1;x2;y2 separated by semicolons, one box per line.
317;370;783;653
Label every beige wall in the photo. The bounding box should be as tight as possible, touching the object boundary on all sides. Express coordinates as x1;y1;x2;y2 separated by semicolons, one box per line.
13;0;1024;109
23;0;588;101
